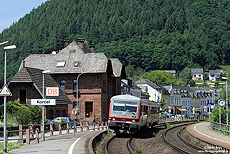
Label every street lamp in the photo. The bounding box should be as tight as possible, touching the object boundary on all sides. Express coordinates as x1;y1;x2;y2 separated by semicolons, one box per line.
222;77;228;125
75;72;88;125
3;44;16;153
42;70;50;141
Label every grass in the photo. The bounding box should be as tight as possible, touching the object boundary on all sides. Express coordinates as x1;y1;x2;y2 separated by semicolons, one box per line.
0;142;24;154
134;145;145;153
95;130;113;154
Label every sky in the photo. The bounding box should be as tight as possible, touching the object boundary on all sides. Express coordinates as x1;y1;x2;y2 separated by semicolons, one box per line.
0;0;48;33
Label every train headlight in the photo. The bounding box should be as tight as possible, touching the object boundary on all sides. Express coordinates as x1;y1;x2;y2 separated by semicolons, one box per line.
109;118;111;120
132;120;135;122
112;118;115;121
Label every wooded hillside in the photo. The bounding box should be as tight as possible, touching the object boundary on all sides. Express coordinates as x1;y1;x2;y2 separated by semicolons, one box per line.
0;0;230;80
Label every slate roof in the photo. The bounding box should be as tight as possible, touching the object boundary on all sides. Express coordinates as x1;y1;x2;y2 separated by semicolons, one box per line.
209;70;223;75
110;58;122;77
135;79;161;90
9;67;72;104
19;41;120;76
191;68;203;74
164;70;176;74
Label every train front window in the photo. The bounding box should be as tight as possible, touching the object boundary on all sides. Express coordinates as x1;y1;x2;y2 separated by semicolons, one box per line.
113;102;125;111
113;101;137;112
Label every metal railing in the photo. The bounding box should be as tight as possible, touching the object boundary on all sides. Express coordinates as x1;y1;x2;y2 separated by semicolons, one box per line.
210;121;230;135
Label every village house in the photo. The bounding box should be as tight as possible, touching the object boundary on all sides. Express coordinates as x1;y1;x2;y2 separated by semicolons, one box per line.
135;79;162;103
209;70;224;81
8;39;126;122
191;68;203;80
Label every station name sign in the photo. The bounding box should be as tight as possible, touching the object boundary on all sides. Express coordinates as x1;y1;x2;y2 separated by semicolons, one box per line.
31;99;56;106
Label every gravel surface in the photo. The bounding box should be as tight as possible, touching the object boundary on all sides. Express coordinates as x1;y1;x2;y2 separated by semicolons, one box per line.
166;125;200;154
108;135;131;154
131;127;180;154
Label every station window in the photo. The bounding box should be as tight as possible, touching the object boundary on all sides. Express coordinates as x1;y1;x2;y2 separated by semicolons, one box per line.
73;80;77;91
60;80;65;91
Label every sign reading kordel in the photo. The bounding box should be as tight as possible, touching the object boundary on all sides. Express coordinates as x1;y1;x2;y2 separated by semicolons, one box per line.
31;99;56;106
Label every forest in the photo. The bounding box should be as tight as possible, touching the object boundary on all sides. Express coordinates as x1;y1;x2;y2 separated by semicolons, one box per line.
0;0;230;80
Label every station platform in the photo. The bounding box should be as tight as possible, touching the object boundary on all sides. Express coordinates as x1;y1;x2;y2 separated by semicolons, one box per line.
186;122;230;149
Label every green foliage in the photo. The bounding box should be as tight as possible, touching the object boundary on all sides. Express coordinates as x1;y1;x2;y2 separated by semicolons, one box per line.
214;82;220;90
0;142;24;154
179;67;195;86
0;0;230;80
0;114;18;127
0;101;42;126
14;107;31;125
203;72;209;81
142;70;182;85
0;101;24;115
134;145;145;153
211;105;230;124
30;106;42;124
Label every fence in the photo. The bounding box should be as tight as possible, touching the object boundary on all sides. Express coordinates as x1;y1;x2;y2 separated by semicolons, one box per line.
159;116;206;122
210;121;230;135
0;121;108;144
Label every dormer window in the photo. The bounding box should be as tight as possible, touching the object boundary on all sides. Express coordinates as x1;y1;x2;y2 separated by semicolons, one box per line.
56;61;66;67
74;61;79;67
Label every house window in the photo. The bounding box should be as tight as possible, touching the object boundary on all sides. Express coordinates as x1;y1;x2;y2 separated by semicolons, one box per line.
61;110;67;117
56;110;60;117
194;75;196;77
199;75;201;77
73;80;77;91
19;89;26;104
60;80;65;91
85;101;93;118
48;110;54;119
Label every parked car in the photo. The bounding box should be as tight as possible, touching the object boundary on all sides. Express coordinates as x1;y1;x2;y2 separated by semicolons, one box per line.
166;113;173;118
186;114;194;118
49;117;74;127
159;113;166;118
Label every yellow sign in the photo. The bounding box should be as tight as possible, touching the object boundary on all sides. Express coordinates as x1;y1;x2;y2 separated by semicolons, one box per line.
42;113;44;117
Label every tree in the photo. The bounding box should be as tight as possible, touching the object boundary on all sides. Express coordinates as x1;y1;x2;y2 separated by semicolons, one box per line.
203;72;209;81
142;70;182;85
179;67;195;86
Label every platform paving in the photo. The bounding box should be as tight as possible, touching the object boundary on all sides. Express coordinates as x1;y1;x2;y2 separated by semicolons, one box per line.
8;129;103;154
187;122;230;149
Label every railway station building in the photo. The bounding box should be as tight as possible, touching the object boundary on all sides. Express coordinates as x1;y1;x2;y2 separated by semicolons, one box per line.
8;39;126;122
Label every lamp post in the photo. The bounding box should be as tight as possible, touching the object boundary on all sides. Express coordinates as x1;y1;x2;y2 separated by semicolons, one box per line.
3;44;16;153
222;77;228;125
75;72;89;130
42;70;50;141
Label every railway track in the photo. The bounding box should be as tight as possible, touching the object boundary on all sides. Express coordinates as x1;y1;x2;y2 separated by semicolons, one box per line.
105;134;135;154
163;123;209;154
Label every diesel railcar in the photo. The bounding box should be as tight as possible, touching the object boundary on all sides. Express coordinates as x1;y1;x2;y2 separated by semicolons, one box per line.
108;95;160;134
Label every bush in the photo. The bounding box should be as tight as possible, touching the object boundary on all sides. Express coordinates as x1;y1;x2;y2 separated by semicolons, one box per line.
0;101;24;115
30;106;42;124
14;107;31;125
0;101;42;126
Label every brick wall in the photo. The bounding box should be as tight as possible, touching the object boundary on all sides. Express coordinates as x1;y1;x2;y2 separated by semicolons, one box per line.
8;72;121;121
